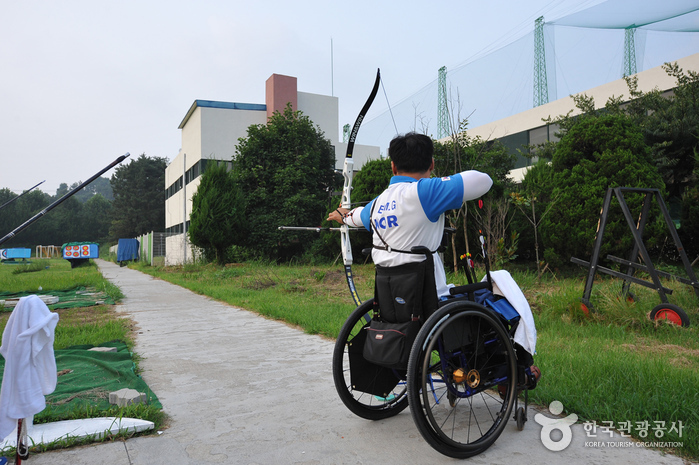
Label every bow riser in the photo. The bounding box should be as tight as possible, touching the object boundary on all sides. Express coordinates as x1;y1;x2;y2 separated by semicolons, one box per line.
340;69;381;306
341;157;355;266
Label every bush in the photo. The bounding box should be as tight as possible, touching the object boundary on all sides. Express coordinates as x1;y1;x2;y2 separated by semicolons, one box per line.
679;185;699;260
533;111;665;266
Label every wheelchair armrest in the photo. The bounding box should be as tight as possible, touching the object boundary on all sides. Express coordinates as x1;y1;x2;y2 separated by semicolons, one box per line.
449;281;491;296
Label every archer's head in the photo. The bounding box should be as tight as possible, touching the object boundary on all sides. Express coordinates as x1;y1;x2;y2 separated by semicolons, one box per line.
389;132;434;178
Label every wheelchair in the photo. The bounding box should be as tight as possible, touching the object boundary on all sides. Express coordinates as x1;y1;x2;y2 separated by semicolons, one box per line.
332;246;536;459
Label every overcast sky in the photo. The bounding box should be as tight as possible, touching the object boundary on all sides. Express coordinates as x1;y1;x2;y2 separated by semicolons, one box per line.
0;0;664;194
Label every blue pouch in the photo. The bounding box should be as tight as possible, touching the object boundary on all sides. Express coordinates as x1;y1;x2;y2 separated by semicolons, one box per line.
485;297;520;322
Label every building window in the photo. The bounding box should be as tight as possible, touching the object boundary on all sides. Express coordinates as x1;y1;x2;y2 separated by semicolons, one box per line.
165;176;183;200
165;223;184;234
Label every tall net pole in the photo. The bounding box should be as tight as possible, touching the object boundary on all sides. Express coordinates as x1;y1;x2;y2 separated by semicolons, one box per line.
623;27;637;77
437;66;448;139
534;16;549;107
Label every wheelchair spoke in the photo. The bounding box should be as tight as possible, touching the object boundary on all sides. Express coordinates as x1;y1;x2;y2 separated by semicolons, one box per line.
333;300;410;420
408;303;517;458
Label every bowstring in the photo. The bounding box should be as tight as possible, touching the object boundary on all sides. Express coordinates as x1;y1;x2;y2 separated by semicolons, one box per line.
380;76;399;136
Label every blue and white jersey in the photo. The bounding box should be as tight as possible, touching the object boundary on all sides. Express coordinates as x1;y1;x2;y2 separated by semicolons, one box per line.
347;170;492;298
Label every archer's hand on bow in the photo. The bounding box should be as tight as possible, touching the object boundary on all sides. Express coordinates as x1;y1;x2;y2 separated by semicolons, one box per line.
327;207;350;224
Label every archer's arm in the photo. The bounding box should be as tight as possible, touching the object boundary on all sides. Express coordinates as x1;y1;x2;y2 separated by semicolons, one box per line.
327;205;367;228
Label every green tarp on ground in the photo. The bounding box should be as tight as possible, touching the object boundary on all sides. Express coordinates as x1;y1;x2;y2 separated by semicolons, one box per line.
0;341;161;417
0;286;115;311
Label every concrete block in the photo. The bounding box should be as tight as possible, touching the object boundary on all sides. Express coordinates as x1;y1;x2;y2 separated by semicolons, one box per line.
109;388;147;407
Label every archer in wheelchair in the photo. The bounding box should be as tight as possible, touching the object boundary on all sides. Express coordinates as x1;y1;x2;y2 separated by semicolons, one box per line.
327;132;540;458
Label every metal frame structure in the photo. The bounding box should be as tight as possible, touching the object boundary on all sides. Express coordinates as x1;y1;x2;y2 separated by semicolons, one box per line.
571;187;698;325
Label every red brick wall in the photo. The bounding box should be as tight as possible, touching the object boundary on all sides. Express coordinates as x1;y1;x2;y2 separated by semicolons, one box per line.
265;74;297;120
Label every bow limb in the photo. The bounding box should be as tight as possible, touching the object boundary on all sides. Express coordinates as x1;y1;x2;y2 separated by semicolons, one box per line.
341;68;381;306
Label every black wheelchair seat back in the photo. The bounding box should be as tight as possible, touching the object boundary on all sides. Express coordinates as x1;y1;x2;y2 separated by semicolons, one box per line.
374;257;438;324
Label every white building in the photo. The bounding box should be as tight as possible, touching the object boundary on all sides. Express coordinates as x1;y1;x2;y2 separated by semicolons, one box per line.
164;73;380;265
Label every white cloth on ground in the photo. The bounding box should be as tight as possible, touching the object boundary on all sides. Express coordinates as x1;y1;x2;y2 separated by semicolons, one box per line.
483;270;537;355
0;295;59;440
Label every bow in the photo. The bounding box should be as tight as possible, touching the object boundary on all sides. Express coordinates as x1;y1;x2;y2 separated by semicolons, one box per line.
341;68;381;306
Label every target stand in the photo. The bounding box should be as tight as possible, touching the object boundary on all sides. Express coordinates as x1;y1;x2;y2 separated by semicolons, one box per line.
571;187;698;327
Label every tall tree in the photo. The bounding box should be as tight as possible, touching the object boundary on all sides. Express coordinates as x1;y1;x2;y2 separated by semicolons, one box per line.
188;162;247;264
79;194;113;243
233;104;335;261
71;177;114;202
623;63;699;199
0;189;52;247
109;154;166;240
350;157;392;204
55;183;70;198
50;196;82;244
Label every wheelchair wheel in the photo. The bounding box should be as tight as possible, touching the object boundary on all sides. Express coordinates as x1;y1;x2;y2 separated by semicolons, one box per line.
407;301;517;458
332;299;409;420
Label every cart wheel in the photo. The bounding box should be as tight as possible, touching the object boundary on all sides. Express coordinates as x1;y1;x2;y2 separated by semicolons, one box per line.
649;304;690;327
580;301;594;316
515;406;526;431
620;291;635;303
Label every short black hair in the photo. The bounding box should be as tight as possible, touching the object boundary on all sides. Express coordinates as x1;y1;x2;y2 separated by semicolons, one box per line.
388;132;433;173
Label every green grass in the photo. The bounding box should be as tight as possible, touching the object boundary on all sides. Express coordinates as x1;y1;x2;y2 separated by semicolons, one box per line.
133;260;699;461
10;259;51;274
1;258;124;303
527;272;699;459
51;306;134;349
1;259;128;347
0;258;160;456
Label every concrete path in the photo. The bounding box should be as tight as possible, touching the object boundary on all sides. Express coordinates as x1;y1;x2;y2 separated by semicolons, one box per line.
21;260;690;464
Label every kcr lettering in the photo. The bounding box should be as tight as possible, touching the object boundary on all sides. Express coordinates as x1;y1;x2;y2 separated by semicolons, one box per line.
373;215;398;229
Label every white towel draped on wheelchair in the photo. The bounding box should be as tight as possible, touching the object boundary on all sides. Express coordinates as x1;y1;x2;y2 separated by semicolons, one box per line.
472;269;537;356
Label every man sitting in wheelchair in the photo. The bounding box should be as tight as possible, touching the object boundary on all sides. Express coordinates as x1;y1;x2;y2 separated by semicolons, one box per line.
327;132;540;387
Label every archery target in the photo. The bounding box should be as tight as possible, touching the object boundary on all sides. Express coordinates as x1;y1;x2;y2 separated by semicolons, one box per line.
63;244;98;259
